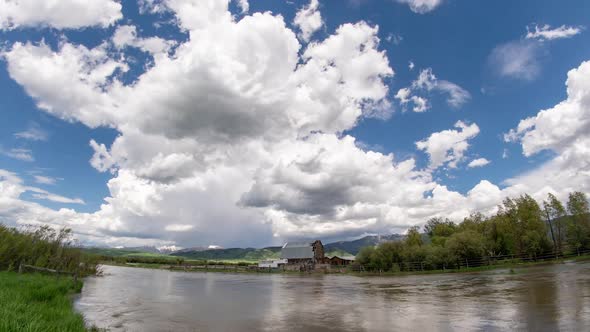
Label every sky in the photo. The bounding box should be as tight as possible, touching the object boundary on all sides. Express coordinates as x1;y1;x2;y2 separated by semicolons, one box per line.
0;0;589;249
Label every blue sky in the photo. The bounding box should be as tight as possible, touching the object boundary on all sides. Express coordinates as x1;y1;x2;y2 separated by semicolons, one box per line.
0;0;589;248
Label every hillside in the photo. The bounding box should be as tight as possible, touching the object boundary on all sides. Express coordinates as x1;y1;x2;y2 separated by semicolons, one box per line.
324;234;405;255
82;247;178;260
84;234;407;261
171;247;282;261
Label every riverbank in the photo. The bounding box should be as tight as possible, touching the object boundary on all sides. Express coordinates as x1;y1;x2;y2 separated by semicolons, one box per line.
77;262;590;331
100;253;590;277
0;271;97;332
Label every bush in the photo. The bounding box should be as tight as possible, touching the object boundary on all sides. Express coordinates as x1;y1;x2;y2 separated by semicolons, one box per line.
0;224;98;276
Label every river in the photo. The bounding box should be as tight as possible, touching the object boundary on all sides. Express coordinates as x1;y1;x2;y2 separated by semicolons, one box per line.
75;261;590;331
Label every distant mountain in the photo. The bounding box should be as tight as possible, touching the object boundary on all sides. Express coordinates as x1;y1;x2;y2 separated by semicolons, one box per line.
124;246;162;254
324;234;404;255
171;234;406;260
82;247;160;257
172;247;208;254
85;234;406;261
170;247;282;261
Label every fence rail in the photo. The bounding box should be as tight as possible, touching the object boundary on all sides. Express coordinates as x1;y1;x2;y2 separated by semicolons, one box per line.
18;263;79;283
352;247;590;273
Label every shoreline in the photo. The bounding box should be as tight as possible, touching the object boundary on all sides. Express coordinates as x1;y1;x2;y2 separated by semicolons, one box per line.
0;271;100;332
100;253;590;277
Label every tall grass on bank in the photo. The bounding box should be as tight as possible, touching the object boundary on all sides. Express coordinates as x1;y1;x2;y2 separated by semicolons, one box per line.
0;224;101;331
0;272;89;332
0;224;98;276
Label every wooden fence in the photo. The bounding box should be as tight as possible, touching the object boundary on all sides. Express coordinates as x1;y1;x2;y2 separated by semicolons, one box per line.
351;246;590;273
18;263;79;283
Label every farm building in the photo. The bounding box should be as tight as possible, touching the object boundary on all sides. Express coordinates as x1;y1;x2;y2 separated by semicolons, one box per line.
328;255;355;266
257;259;287;268
280;240;325;270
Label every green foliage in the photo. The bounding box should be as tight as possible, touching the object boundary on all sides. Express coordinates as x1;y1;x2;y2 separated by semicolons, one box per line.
424;217;457;246
543;193;567;253
496;194;551;257
446;230;484;262
0;272;88;332
0;224;98;276
357;191;590;272
566;192;590;254
405;226;423;247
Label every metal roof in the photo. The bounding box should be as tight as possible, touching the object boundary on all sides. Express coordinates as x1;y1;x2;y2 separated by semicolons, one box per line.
281;242;314;259
282;242;312;248
339;256;356;261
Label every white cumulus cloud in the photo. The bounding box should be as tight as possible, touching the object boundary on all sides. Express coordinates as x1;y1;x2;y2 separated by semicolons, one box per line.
395;68;470;112
2;0;588;249
112;25;176;55
416;121;480;170
0;0;122;30
394;0;443;14
293;0;324;42
503;60;590;200
468;158;491;168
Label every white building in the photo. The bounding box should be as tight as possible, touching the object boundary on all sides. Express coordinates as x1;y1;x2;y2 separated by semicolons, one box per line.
257;259;287;268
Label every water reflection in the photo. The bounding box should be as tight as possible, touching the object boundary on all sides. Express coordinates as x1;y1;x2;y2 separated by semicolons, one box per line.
75;262;590;331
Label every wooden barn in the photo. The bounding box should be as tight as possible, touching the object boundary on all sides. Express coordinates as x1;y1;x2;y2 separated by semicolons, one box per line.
280;240;325;270
328;255;355;266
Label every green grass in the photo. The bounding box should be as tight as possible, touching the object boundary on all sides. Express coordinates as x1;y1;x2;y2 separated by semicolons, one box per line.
568;253;590;262
82;247;171;258
0;271;94;332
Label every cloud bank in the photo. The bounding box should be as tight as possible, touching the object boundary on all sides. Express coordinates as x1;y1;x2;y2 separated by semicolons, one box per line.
0;0;588;248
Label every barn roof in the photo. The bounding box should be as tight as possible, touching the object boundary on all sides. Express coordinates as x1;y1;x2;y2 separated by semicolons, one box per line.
336;256;356;261
281;242;314;259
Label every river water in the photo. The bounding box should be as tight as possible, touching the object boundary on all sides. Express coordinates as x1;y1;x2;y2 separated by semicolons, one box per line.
75;261;590;331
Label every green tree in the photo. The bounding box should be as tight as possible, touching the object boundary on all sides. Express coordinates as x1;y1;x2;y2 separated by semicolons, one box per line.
405;226;423;247
497;195;550;257
424;217;456;246
459;212;486;233
566;192;590;255
356;246;376;270
375;241;405;272
543;193;566;254
516;194;550;258
423;245;456;270
445;230;485;267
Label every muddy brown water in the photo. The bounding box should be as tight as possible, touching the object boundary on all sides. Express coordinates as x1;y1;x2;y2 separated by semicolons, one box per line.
75;261;590;331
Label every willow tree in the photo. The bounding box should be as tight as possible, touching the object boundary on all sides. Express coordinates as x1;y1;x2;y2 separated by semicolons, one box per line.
566;192;590;255
543;193;566;254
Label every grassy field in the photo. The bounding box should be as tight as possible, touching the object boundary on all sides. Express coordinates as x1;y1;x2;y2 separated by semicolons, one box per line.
0;272;95;332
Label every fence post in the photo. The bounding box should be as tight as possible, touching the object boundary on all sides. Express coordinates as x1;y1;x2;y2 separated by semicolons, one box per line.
18;263;23;274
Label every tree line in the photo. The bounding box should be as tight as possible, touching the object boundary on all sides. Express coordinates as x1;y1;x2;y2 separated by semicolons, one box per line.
0;224;99;276
356;192;590;272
